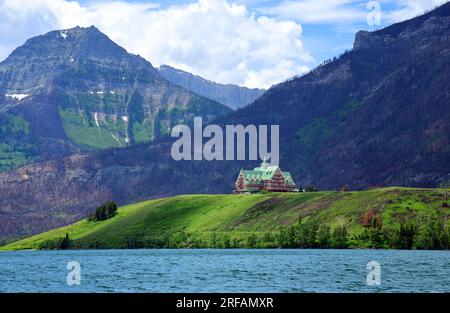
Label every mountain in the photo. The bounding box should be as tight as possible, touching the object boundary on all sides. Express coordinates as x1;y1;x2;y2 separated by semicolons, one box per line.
216;2;450;189
1;3;450;240
3;187;450;250
158;65;265;110
0;26;231;171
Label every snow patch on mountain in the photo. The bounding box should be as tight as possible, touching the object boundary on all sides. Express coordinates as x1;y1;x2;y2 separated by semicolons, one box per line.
94;112;100;128
111;133;120;143
5;94;30;101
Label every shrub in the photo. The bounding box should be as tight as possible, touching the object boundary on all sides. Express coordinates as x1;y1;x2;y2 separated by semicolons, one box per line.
393;223;416;249
245;234;258;248
331;226;348;249
39;233;71;250
317;225;332;248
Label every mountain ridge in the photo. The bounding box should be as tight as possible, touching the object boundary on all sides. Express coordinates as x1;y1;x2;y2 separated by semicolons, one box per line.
158;64;265;110
0;25;231;171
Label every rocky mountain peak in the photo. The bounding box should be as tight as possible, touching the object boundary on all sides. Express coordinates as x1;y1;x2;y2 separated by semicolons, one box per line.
0;25;156;93
5;25;130;64
0;24;231;174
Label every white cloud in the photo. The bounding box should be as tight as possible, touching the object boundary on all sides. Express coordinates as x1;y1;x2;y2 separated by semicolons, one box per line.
258;0;368;24
0;0;59;60
0;0;314;89
258;0;448;27
3;0;444;88
382;0;448;24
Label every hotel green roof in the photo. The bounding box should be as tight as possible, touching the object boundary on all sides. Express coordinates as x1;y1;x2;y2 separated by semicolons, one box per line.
240;164;296;186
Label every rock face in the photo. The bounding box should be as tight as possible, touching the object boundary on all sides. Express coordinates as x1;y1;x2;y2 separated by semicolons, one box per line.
158;65;265;110
1;4;450;240
0;26;231;171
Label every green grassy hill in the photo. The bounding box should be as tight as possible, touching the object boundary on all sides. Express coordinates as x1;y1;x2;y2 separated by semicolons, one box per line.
2;187;450;250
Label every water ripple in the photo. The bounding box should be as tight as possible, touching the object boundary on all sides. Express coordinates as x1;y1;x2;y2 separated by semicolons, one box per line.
0;249;449;292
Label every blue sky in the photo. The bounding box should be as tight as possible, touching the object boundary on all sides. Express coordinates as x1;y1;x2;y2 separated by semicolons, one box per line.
0;0;446;88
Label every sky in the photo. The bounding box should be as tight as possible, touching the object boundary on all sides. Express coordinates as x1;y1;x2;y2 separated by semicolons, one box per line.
0;0;447;88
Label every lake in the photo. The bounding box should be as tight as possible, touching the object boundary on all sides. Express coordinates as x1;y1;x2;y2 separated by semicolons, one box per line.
0;249;449;292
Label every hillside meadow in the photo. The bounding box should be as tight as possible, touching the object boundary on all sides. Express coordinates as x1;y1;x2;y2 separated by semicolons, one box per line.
2;187;450;250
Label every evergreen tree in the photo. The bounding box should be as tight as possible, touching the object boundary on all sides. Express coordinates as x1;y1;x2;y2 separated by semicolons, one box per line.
59;233;70;250
91;201;118;221
105;201;118;218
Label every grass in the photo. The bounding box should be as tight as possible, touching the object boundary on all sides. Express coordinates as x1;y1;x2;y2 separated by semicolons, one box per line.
59;108;127;149
2;187;450;250
0;113;37;171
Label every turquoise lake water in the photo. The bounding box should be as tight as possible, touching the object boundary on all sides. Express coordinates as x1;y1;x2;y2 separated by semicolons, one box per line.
0;249;449;292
